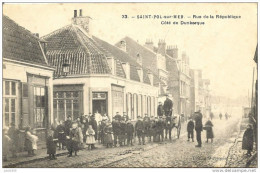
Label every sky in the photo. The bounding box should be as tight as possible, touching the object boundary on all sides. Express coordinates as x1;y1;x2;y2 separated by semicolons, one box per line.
3;3;257;99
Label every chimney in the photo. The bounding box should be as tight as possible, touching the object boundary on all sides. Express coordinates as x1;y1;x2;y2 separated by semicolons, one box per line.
118;40;126;52
72;9;92;36
122;62;130;79
136;53;142;66
147;71;154;86
157;39;166;56
33;33;39;38
166;45;178;59
145;39;154;50
74;10;77;18
137;67;143;83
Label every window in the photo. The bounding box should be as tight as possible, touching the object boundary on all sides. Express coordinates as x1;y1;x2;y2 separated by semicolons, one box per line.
54;91;80;121
34;86;46;128
3;80;18;127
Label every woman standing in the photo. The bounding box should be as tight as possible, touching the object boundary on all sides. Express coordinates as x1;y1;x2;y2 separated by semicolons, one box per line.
204;118;214;143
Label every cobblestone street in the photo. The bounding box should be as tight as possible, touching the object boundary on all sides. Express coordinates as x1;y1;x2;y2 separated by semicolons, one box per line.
13;117;245;168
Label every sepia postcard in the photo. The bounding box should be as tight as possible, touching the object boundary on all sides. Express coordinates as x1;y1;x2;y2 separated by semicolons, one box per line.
1;1;258;171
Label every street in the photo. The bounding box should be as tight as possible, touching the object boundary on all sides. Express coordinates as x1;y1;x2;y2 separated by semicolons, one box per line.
15;117;240;168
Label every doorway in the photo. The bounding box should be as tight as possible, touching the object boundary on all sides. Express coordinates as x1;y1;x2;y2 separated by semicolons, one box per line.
92;92;108;116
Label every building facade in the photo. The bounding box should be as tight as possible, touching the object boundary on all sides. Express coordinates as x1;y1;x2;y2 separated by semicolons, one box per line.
3;16;54;143
43;10;160;122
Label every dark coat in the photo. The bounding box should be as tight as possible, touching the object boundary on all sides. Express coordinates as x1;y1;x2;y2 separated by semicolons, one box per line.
64;120;72;136
187;120;195;132
56;124;66;142
194;112;203;131
120;122;127;135
157;105;164;117
112;121;121;135
90;119;98;132
163;98;173;113
205;120;214;138
8;126;19;150
114;114;122;121
135;120;144;136
156;120;165;132
46;135;57;154
104;125;113;144
242;128;254;151
126;123;134;136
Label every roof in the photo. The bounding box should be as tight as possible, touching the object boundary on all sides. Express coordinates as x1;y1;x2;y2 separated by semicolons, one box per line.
93;36;161;85
42;25;111;76
115;36;159;74
3;15;49;67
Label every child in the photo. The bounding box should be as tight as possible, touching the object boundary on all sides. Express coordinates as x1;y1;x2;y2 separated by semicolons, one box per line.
187;117;195;142
46;130;58;160
3;127;11;161
104;122;114;148
204;118;214;143
25;127;38;156
86;125;96;150
56;121;66;150
242;124;254;156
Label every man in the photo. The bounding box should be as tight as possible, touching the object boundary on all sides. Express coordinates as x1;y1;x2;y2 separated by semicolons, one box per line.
135;116;145;145
112;118;121;147
225;112;229;120
119;118;127;146
126;119;134;146
157;102;164;117
194;110;203;147
143;114;151;142
163;95;173;117
114;112;122;122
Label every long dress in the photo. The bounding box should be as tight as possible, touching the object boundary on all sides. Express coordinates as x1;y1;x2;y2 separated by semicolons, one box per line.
104;125;114;145
86;129;96;145
204;120;214;139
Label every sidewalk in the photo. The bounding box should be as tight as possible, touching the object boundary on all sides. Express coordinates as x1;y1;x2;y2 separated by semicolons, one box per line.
3;143;105;168
225;118;257;168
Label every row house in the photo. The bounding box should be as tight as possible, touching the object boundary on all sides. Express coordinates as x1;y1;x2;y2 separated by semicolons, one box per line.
42;10;160;121
3;15;55;146
190;69;211;117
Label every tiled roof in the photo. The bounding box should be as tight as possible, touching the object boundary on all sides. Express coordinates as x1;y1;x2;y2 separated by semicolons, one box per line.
3;15;49;67
42;25;111;76
93;36;162;85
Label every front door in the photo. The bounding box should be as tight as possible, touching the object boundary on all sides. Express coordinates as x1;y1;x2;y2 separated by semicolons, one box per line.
92;92;107;116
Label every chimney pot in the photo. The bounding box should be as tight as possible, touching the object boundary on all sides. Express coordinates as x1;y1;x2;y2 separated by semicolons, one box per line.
79;9;82;16
74;10;77;18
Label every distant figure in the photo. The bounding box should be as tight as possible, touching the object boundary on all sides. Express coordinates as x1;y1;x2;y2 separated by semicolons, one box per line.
90;116;98;141
64;116;72;136
56;121;66;150
204;118;214;143
225;112;229;120
187;117;195;142
163;95;173;117
210;112;214;120
114;112;122;122
104;121;114;148
194;110;203;147
219;113;223;120
157;102;164;117
242;124;254;156
67;122;83;157
94;111;103;125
